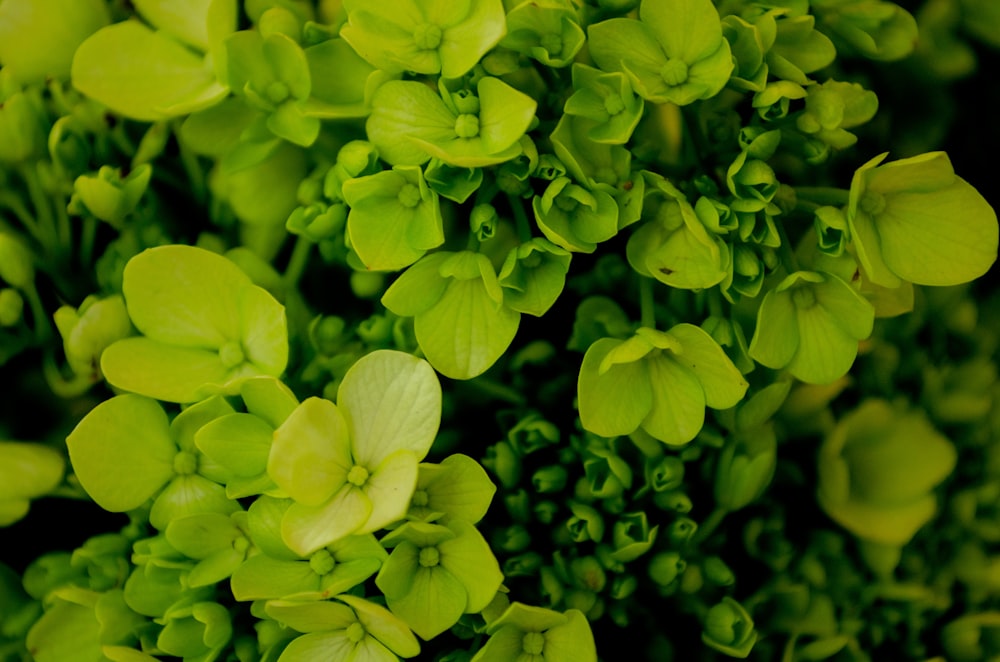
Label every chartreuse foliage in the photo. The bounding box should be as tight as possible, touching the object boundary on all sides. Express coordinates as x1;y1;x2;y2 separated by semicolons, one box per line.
2;0;1000;660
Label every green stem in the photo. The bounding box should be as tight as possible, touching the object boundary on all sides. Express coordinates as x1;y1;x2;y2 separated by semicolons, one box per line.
22;281;52;343
706;287;725;319
688;506;729;548
282;235;314;288
639;276;656;328
794;186;850;207
507;194;533;243
468;376;526;405
18;166;60;258
680;103;709;171
774;218;800;274
80;216;98;267
0;191;44;242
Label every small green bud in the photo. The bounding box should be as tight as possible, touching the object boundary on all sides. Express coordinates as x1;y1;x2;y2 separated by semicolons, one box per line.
645;455;684;492
533;465;568;494
702;597;757;658
668;517;698;546
483;441;521;489
702;556;735;587
504;552;544;577
350;270;385;300
471;204;499;241
0;233;34;289
0;288;23;326
495;525;531;553
654;489;692;514
648;551;686;587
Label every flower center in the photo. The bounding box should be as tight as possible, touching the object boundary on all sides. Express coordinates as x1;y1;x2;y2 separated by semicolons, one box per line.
173;451;198;476
413;23;442;50
418;547;440;567
522;632;545;655
265;81;290;105
233;536;250;554
603;93;625;116
555;193;578;213
859;190;886;217
454;113;480;139
347;465;370;487
397;183;422;208
792;286;817;310
411;489;429;507
346;622;366;643
219;341;245;369
660;59;689;86
541;32;562;57
309;549;336;576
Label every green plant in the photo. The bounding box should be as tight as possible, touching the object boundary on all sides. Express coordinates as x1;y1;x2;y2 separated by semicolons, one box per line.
2;0;999;660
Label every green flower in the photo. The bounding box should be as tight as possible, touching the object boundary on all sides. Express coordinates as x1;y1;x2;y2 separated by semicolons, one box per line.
500;0;586;68
846;151;999;287
69;164;152;227
564;64;644;144
533;177;619;254
817;399;957;549
343;165;445;272
230;497;386;601
471;602;597;662
407;454;497;524
100;245;288;403
366;77;536;168
66;395;238;530
340;0;506;79
588;0;734;106
0;0;110;85
578;325;748;446
382;251;520;379
266;350;442;555
749;271;874;385
0;442;65;526
266;595;421;661
376;520;503;640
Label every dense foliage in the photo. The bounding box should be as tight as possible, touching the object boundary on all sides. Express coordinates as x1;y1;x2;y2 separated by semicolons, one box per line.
1;0;999;660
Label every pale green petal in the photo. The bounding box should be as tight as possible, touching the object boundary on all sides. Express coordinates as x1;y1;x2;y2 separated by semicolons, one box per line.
278;632;356;661
438;0;506;79
385;565;466;640
366;81;457;166
238;282;289;376
269;397;352;506
748;290;798;370
417;454;496;524
472;626;524;661
376;541;420;599
640;0;725;63
788;303;859;385
338;594;421;658
359;449;420;533
149;474;237;530
477;77;537;156
381;252;451;318
282;485;373;556
667;324;748;410
230;556;318;601
338;350;441;467
195;413;273;478
578;338;653;437
587;18;665;96
849;210;900;288
642;354;706;446
265;599;357;633
813;274;875;341
71;21;227;121
540;610;597;662
818;494;938;547
438;520;503;613
877;181;998;286
66;394;175;512
122;245;249;346
415;279;520;380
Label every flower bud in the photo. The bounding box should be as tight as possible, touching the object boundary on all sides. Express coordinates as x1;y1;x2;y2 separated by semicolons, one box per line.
702;597;757;657
0;233;34;289
0;288;23;327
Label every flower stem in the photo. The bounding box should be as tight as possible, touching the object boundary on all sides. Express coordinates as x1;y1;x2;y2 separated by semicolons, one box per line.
794;186;850;207
283;235;314;287
508;194;533;243
639;276;656;328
